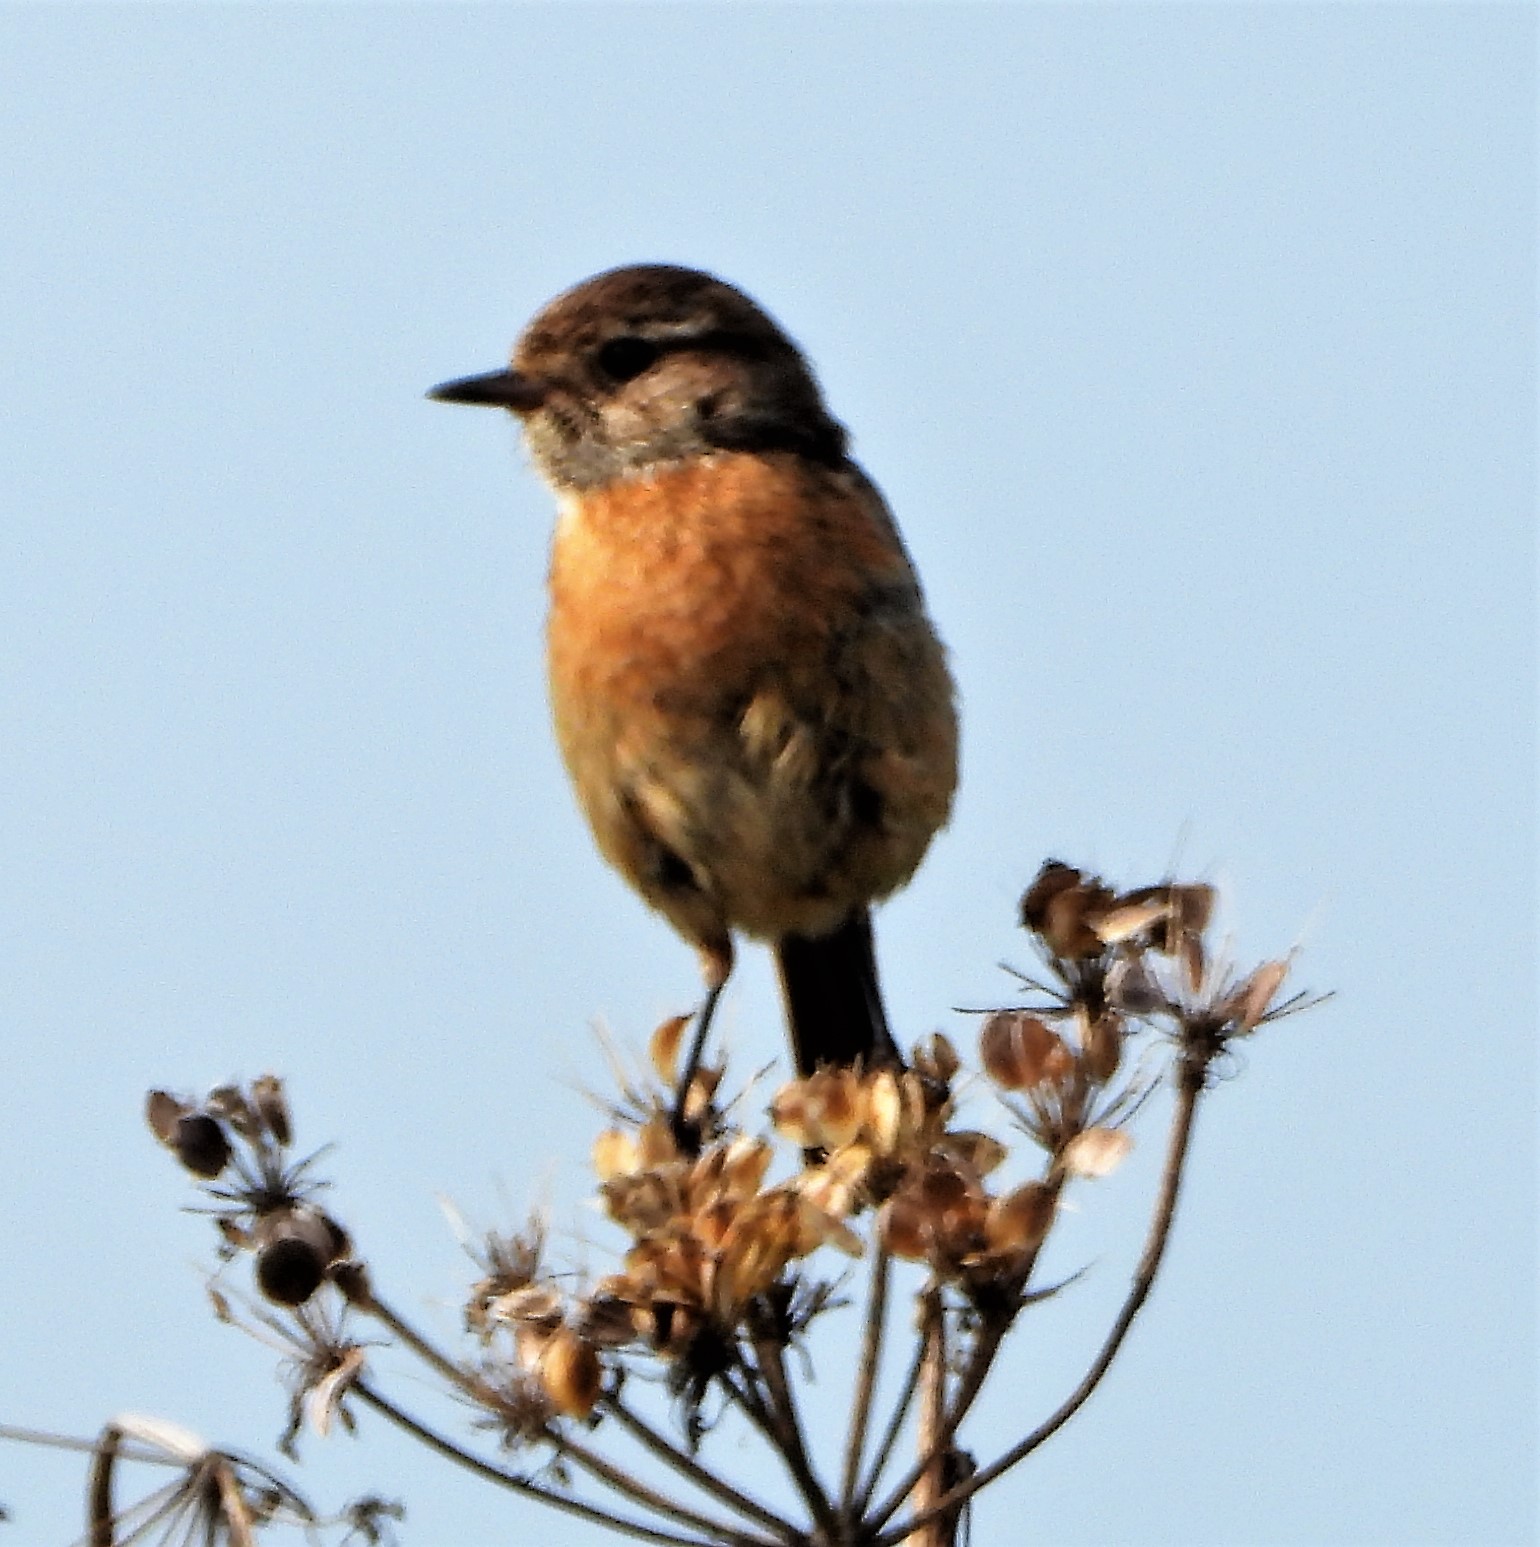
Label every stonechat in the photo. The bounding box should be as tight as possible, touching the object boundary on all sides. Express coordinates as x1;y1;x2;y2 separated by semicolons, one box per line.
430;264;957;1077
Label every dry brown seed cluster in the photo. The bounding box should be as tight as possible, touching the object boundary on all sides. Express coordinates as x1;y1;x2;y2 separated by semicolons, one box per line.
146;1077;350;1310
586;1115;859;1361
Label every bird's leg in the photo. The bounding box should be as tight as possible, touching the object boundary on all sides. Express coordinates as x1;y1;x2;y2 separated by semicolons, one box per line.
669;941;732;1152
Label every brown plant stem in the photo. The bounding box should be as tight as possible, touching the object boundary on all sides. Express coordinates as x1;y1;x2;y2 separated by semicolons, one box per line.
852;1324;926;1517
749;1328;842;1545
355;1379;728;1547
602;1393;796;1538
908;1288;954;1547
839;1246;891;1518
871;1056;1207;1547
87;1424;121;1547
556;1427;766;1546
866;1173;1068;1532
348;1282;485;1399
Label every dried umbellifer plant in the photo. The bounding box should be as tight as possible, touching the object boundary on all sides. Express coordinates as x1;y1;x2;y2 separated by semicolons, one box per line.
14;861;1321;1546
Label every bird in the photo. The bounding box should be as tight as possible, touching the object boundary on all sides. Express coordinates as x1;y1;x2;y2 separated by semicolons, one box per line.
429;264;957;1082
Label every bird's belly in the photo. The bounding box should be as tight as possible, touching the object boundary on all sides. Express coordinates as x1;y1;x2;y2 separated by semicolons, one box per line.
543;456;956;940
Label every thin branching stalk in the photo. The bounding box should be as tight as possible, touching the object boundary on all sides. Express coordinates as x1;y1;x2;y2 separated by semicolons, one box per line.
909;1288;952;1547
865;1302;1011;1532
872;1058;1207;1547
601;1394;796;1539
852;1325;927;1517
749;1330;841;1544
554;1426;767;1545
0;1426;179;1467
213;1459;259;1547
354;1380;721;1547
839;1246;891;1518
87;1425;120;1547
868;1176;1070;1534
352;1285;484;1399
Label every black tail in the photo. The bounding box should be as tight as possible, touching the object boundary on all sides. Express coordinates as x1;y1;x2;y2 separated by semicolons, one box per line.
774;908;903;1075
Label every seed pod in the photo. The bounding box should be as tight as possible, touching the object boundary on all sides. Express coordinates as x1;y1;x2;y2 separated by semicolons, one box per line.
172;1112;232;1179
1223;958;1290;1032
648;1014;692;1084
1059;1126;1133;1179
255;1209;340;1306
1081;1012;1124;1083
1105;954;1164;1015
984;1182;1056;1255
251;1074;291;1147
912;1032;960;1084
979;1012;1071;1091
592;1127;639;1181
1019;861;1084;931
540;1327;602;1418
145;1090;189;1145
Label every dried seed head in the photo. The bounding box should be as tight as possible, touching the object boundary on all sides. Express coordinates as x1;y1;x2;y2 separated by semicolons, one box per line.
636;1116;681;1169
575;1294;638;1349
911;1032;961;1085
1167;884;1216;938
1080;1011;1124;1083
172;1112;233;1179
251;1074;291;1147
1021;863;1116;958
206;1084;261;1141
1020;861;1084;930
255;1209;342;1307
770;1068;865;1150
719;1135;773;1198
983;1182;1056;1256
1179;930;1206;994
145;1089;188;1145
979;1012;1073;1092
879;1160;987;1264
648;1013;692;1084
539;1326;602;1418
679;1065;722;1125
1105;953;1165;1015
940;1130;1008;1178
592;1127;640;1181
1221;958;1291;1032
1059;1126;1133;1179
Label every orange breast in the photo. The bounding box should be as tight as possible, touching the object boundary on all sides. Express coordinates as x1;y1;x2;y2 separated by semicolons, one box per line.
546;453;909;725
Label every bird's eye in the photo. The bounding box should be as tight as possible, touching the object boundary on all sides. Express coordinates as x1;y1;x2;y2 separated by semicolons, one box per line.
595;336;660;383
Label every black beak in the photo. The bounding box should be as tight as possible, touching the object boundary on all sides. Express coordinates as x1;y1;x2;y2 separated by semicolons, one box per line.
427;368;547;411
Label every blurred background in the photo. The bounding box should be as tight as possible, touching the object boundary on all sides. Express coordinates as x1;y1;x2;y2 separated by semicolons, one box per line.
2;6;1533;1544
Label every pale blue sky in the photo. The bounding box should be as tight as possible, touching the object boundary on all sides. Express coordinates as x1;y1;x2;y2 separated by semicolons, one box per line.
2;6;1534;1545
